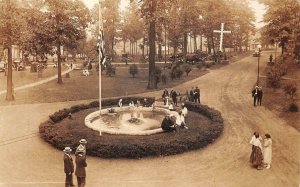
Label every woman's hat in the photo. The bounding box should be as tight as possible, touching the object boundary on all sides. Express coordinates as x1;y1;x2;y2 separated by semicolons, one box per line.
63;147;72;153
79;139;87;144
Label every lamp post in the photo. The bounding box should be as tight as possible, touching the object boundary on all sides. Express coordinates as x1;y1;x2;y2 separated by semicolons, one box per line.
257;45;262;85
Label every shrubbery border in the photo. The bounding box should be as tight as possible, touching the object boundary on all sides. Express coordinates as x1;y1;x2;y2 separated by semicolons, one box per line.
39;98;224;158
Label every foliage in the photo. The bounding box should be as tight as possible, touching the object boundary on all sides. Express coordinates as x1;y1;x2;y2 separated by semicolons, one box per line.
283;81;297;101
182;64;192;76
266;66;281;88
289;103;298;112
170;64;184;80
260;0;300;56
196;63;203;69
129;64;138;78
154;66;162;87
105;63;116;77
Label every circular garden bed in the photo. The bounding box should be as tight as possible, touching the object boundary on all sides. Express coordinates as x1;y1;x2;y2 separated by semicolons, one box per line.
39;97;224;158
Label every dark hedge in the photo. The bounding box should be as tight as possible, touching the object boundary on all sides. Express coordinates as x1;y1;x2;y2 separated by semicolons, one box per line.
40;99;224;158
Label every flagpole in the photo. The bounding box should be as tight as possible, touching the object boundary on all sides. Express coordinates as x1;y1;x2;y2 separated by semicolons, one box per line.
99;0;103;136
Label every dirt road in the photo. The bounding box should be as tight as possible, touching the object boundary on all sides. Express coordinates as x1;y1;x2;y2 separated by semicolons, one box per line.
0;52;298;187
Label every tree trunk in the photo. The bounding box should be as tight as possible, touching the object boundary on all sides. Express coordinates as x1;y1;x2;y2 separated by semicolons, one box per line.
6;45;14;101
183;32;188;63
147;0;156;89
211;35;217;63
200;35;203;51
190;34;193;53
57;45;63;84
123;40;126;53
158;43;162;61
111;38;114;62
207;37;211;54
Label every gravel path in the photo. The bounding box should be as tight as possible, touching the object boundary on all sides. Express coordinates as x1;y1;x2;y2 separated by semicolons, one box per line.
0;52;298;187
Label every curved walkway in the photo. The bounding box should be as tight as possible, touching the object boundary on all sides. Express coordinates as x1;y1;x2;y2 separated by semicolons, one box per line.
0;53;298;187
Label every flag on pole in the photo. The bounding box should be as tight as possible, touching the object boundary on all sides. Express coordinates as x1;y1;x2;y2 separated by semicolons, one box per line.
97;0;106;66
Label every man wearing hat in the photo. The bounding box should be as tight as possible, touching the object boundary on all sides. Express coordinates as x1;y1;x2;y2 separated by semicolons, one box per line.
63;147;75;187
76;139;87;155
75;147;87;187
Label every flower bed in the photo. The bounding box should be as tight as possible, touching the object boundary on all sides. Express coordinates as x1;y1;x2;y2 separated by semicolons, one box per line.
39;99;223;158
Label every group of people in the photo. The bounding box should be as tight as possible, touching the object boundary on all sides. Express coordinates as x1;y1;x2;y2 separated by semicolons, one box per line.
252;86;263;106
63;139;88;187
119;98;152;108
249;132;272;170
161;103;189;132
187;86;201;103
162;88;180;107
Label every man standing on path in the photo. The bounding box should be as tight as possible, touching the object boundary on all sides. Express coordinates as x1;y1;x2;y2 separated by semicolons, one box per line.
171;90;178;106
76;139;87;155
189;87;194;102
75;147;87;187
252;86;259;106
162;88;169;106
257;87;263;106
63;147;75;187
194;86;200;103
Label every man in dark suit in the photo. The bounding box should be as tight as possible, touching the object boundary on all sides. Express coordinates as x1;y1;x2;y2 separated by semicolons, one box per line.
257;86;263;106
252;86;259;106
194;86;200;103
63;147;74;187
171;90;178;106
189;87;194;102
162;88;169;105
75;147;87;187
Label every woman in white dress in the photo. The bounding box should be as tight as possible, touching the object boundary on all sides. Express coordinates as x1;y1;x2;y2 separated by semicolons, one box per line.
263;133;272;169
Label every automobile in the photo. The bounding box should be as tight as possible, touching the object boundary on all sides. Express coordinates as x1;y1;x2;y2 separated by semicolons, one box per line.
253;51;260;57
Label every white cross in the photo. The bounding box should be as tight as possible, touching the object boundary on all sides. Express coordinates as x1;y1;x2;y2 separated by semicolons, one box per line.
214;23;231;52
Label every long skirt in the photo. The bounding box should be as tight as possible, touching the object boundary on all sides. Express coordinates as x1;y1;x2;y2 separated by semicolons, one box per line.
250;146;263;167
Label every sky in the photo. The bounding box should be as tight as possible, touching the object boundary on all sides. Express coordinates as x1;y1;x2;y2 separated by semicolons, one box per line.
81;0;266;28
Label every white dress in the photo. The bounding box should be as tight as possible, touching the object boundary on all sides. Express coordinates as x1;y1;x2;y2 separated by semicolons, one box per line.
263;138;272;164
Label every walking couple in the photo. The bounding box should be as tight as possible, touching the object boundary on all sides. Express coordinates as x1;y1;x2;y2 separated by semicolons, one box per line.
250;132;272;170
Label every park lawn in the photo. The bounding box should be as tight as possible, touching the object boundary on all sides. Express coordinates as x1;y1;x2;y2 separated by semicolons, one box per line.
260;59;300;131
0;65;208;105
0;65;69;91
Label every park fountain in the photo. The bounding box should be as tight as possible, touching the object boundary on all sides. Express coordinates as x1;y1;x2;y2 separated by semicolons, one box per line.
85;105;175;136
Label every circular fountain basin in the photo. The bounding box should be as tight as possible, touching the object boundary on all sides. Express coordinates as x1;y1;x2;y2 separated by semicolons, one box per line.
85;106;176;135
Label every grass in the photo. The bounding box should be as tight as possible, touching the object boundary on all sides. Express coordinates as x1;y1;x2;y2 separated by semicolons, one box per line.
260;56;300;131
39;101;224;158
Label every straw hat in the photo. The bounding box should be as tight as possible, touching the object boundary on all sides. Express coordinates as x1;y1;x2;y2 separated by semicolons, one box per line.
79;139;87;144
63;147;72;153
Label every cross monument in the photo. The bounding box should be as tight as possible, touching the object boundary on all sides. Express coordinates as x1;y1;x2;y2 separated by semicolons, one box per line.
213;23;231;52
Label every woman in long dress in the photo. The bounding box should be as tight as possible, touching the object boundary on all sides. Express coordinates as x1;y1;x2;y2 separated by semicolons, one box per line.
250;132;263;169
263;133;272;169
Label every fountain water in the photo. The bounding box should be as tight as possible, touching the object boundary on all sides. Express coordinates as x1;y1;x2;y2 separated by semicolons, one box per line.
85;106;176;136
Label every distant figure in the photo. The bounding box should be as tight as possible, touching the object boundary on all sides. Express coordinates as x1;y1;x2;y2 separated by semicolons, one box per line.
181;103;188;117
162;88;169;106
269;54;273;63
70;62;73;69
143;98;150;107
189;87;194;102
257;87;263;106
171;90;178;106
75;147;87;187
252;86;259;106
263;134;272;169
194;86;200;103
250;132;263;170
176;111;188;129
118;99;123;107
136;100;141;107
185;90;189;102
161;115;176;132
82;69;89;76
63;147;74;187
168;103;175;111
76;139;87;156
129;100;134;107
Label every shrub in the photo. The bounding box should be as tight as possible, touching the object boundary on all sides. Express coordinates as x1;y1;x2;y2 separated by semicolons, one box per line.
196;63;203;69
170;65;183;79
106;64;116;76
129;64;138;78
161;73;168;85
289;103;299;112
266;67;281;88
182;64;192;76
155;67;162;86
283;81;297;101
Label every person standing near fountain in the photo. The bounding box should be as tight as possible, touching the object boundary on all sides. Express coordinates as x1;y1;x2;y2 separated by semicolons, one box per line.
63;147;75;187
181;104;188;117
118;99;123;108
75;147;87;187
162;88;169;106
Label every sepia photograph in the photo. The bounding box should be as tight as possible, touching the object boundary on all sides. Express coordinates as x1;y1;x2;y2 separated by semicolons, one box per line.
0;0;299;186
